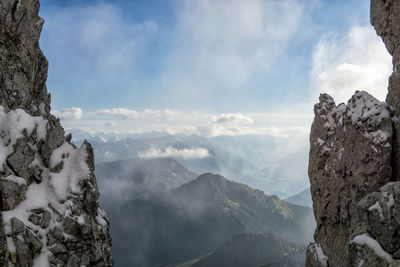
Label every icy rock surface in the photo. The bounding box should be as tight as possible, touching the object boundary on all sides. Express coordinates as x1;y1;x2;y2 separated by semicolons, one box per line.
0;0;113;266
306;1;400;266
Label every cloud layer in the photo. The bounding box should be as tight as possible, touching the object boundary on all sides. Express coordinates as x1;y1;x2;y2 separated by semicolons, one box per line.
138;147;210;159
54;107;312;141
53;107;82;120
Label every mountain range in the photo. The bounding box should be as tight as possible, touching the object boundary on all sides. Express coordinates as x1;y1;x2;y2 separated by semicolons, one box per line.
97;170;315;266
82;132;310;198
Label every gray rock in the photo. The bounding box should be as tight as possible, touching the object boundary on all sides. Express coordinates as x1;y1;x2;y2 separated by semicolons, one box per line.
6;139;34;182
0;0;50;111
48;242;67;255
26;229;43;256
40;119;64;167
11;217;25;236
0;179;26;210
40;210;51;229
15;238;32;267
51;226;64;241
28;214;41;226
63;216;78;236
67;253;80;267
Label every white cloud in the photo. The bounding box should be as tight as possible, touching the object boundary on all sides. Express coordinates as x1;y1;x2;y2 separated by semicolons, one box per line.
213;113;254;125
53;107;82;120
57;107;311;140
97;108;139;119
138;146;210;159
161;0;303;101
311;25;392;104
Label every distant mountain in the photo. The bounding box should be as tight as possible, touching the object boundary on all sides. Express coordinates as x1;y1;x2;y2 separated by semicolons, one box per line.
102;173;315;267
95;157;197;201
80;132;311;197
88;133;279;192
172;174;315;245
190;233;300;267
260;147;310;197
284;187;312;208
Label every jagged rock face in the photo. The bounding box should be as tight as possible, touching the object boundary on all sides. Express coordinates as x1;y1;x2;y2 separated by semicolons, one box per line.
308;92;400;266
307;1;400;266
0;0;113;266
0;0;50;112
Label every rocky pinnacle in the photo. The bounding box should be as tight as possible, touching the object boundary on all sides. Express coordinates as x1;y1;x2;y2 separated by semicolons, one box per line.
306;0;400;266
0;0;113;266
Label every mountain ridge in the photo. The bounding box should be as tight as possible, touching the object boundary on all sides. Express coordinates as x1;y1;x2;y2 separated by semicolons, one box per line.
103;172;314;267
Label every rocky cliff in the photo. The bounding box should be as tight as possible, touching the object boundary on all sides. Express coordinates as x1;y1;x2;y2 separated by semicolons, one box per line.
306;0;400;266
0;0;113;266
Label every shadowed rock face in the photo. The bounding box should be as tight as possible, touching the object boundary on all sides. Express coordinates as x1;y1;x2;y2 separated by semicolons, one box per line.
0;0;50;112
306;0;400;266
0;0;113;266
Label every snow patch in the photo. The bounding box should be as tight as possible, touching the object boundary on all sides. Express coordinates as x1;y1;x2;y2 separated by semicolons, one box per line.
4;175;27;186
309;243;328;267
368;201;384;220
351;233;394;263
77;215;85;225
0;107;47;171
316;138;325;146
33;251;51;267
49;142;90;201
364;130;391;146
347;91;391;127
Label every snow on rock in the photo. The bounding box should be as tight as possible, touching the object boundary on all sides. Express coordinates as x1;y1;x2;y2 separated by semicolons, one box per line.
49;142;90;201
0;105;113;265
351;233;394;264
368;201;384;220
0;107;47;172
0;0;112;264
347;91;392;127
308;90;397;266
306;242;329;267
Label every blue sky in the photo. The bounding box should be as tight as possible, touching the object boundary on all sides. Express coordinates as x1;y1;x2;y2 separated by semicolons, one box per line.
38;0;391;138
